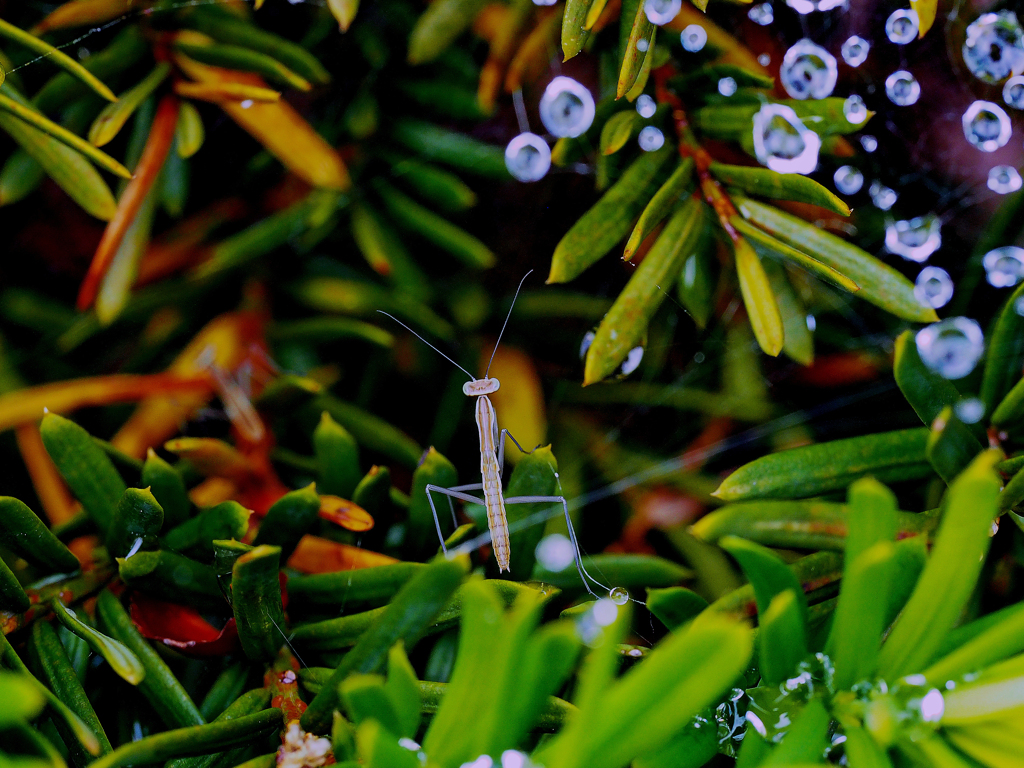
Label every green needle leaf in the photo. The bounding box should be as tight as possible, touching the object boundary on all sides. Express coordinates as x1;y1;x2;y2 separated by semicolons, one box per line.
50;599;145;685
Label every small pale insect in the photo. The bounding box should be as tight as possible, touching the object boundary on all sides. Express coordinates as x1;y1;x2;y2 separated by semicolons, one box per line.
379;273;611;597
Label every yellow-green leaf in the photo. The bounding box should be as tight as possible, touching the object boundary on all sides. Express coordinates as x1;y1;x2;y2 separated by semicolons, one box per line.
731;214;859;292
734;237;784;357
0;91;116;220
711;162;851;216
735;196;938;323
762;259;813;366
549;145;673;283
89;63;171;147
600;111;637;156
0;91;131;178
562;0;594;60
175;101;205;158
625;159;694;260
585;197;706;385
328;0;360;31
618;0;655;99
911;0;937;37
0;17;116;102
407;0;488;65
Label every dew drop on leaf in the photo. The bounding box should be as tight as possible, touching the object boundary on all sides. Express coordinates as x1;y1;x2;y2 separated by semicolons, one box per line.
718;77;738;97
841;36;871;67
982;246;1024;287
963;11;1024;85
780;39;838;100
752;103;821;174
987;165;1022;194
505;133;551;182
748;3;773;26
785;0;846;14
955;397;985;424
962;100;1012;152
645;0;682;26
834;165;864;194
913;266;954;309
885;70;921;106
843;94;869;124
535;533;574;572
619;346;645;375
860;135;878;153
636;94;657;118
608;586;630;605
885;214;941;262
538;77;595;139
915;317;985;379
680;24;708;52
1003;75;1024;109
885;9;919;45
869;180;897;210
638;125;665;151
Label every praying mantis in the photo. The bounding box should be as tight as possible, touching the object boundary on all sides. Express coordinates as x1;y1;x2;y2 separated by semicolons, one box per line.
379;273;610;598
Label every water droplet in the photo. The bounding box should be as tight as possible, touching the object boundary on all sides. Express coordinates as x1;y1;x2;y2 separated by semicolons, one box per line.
535;533;575;572
619;345;645;374
988;165;1022;194
680;24;708;51
609;587;630;605
240;99;254;109
505;133;551;182
636;94;657;118
638;126;665;151
785;0;847;13
718;76;738;97
636;38;650;52
500;751;533;768
983;245;1024;287
752;103;821;174
398;738;421;752
885;70;920;105
459;756;494;768
1017;296;1024;315
780;39;838;99
869;180;897;210
834;165;864;194
962;100;1012;151
748;3;773;25
843;94;869;124
841;35;870;66
645;0;681;26
593;598;618;625
885;9;919;44
539;76;595;138
916;317;985;379
963;11;1024;85
1003;77;1024;112
920;689;945;722
885;214;941;262
955;397;985;424
580;330;595;360
532;0;558;6
860;135;878;153
758;53;771;66
914;266;954;308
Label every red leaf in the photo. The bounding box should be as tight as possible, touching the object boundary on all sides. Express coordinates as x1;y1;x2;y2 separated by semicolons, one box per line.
130;592;239;656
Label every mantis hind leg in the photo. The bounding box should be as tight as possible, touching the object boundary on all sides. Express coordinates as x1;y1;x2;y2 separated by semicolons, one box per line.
503;493;611;600
425;484;485;553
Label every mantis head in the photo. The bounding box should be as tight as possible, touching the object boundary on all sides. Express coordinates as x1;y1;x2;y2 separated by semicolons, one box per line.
463;378;500;396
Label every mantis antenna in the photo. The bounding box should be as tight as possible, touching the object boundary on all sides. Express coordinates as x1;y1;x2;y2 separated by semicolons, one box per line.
375;311;476;381
485;270;533;378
